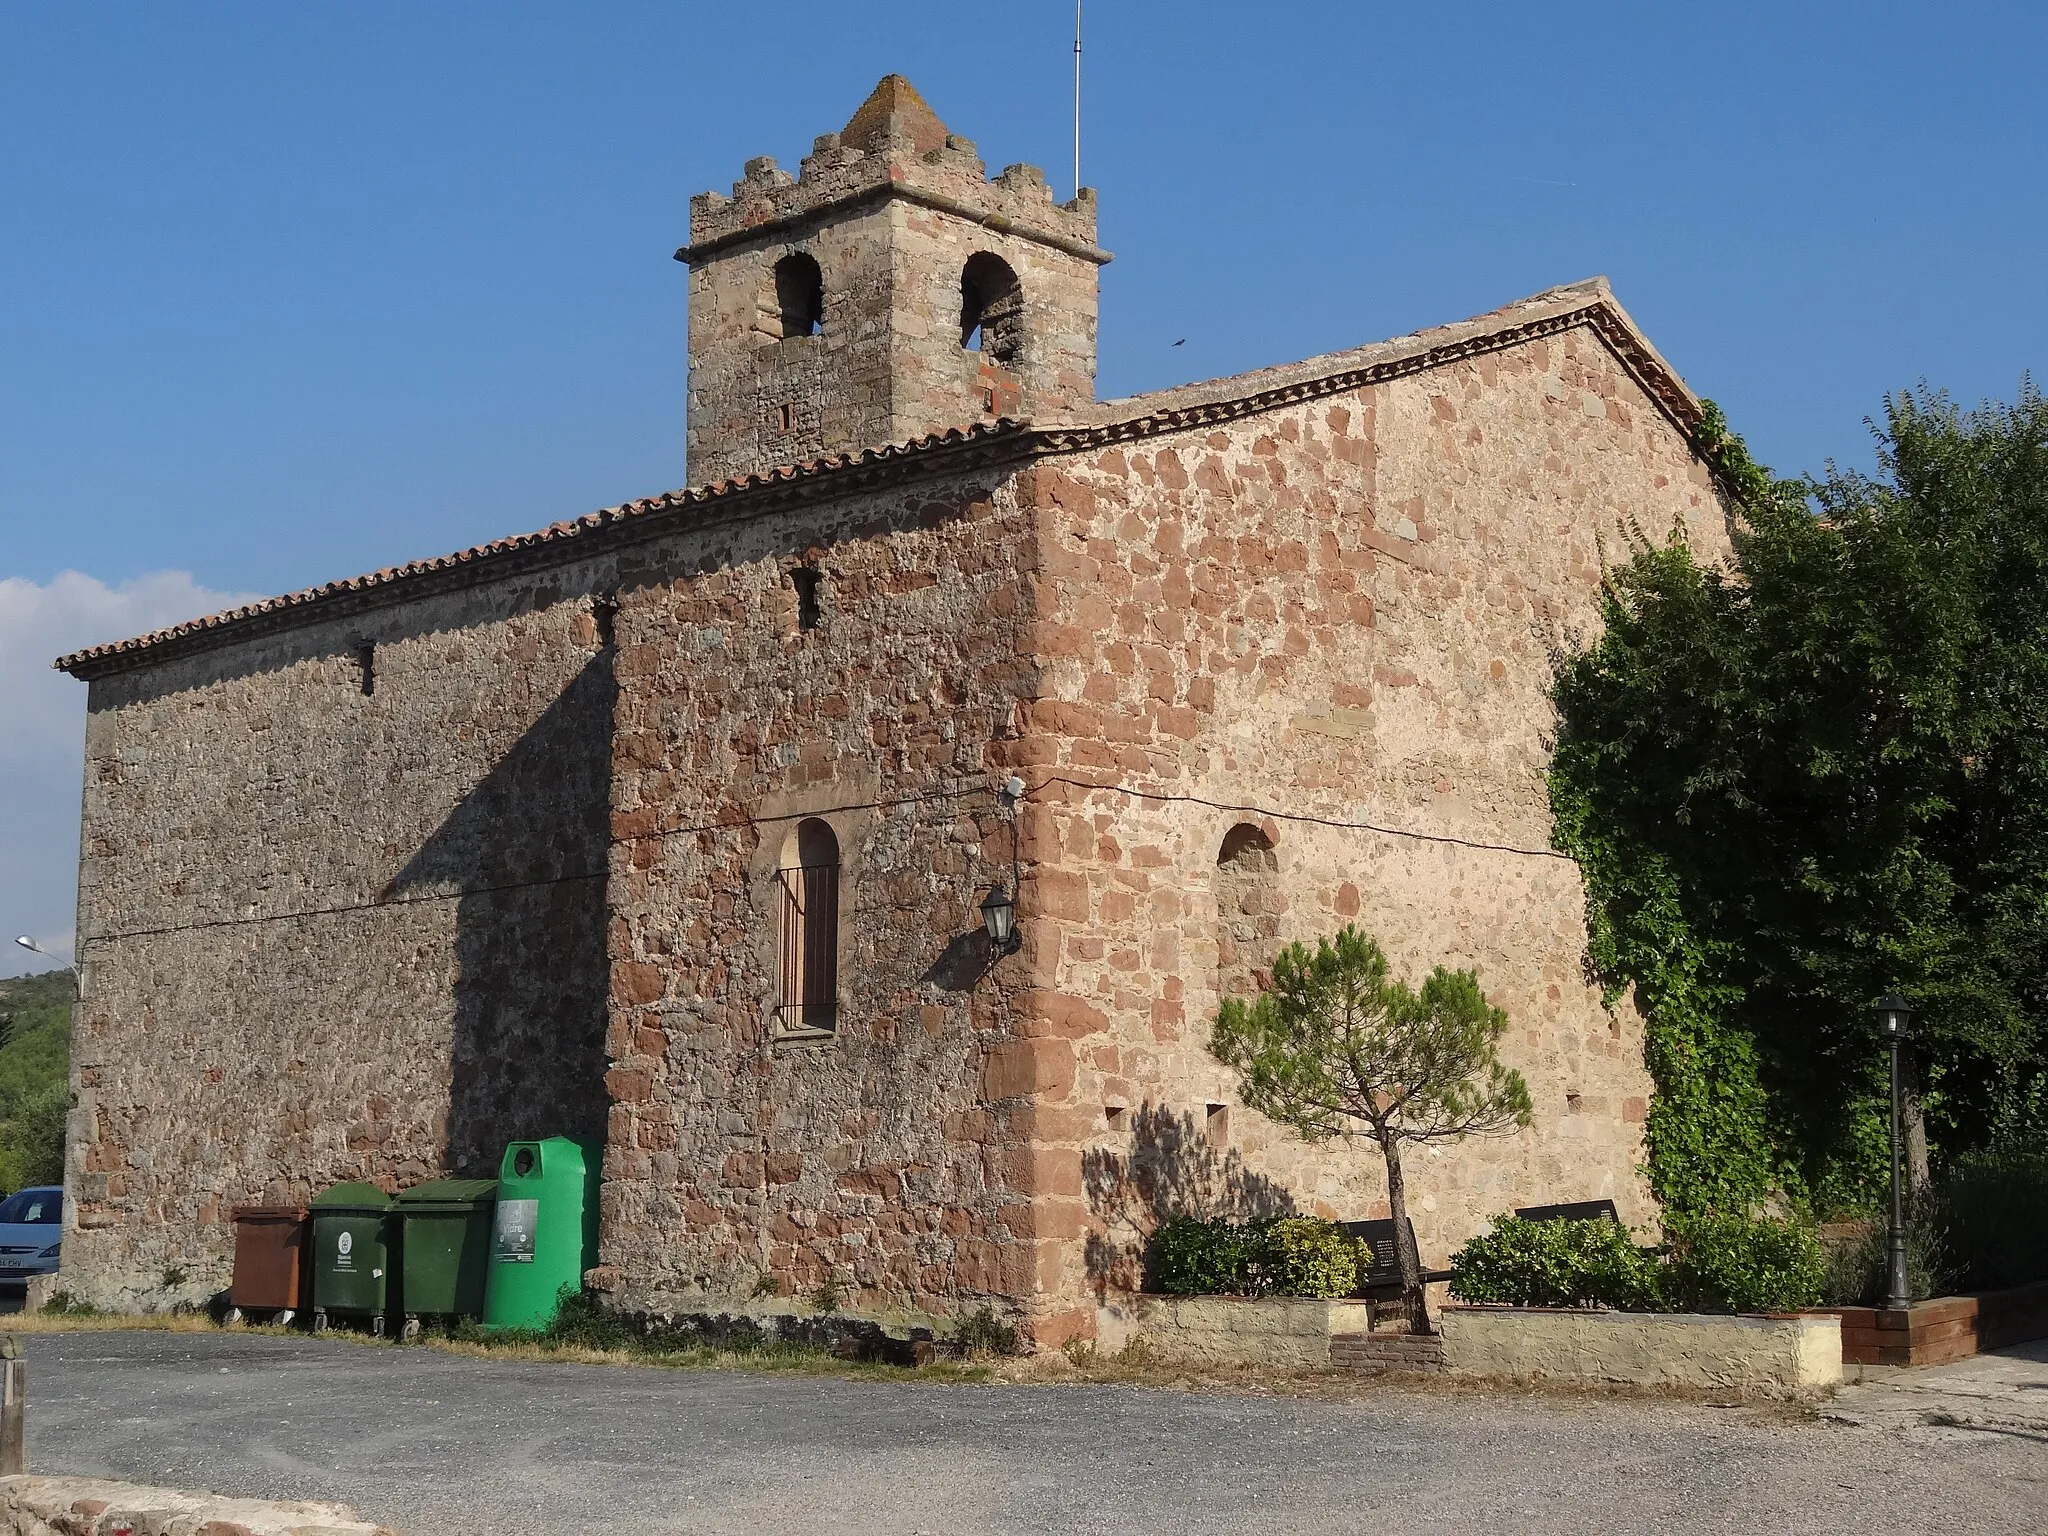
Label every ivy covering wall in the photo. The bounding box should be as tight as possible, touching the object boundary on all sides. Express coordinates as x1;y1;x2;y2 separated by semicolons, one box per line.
1550;389;2048;1217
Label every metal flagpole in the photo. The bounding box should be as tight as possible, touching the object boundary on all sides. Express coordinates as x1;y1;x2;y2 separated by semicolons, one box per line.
1074;0;1083;196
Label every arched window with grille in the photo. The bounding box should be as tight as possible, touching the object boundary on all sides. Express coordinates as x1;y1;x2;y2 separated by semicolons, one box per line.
776;818;839;1032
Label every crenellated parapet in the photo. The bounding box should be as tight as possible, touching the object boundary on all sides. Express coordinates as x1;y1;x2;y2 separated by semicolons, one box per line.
683;76;1105;267
679;75;1106;486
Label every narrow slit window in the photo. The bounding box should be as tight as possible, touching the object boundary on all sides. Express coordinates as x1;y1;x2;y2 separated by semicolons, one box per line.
356;641;376;696
790;567;823;631
777;818;840;1033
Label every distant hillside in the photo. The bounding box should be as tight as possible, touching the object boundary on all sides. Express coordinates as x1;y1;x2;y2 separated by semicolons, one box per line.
0;970;73;1189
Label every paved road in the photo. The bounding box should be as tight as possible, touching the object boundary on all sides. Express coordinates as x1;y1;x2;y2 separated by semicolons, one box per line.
1828;1337;2048;1436
16;1331;2045;1535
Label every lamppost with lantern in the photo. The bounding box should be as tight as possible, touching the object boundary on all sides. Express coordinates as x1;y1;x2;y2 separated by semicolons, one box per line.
1876;992;1914;1311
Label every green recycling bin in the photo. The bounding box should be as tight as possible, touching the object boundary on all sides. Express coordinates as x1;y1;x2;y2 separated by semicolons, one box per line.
309;1181;396;1336
482;1137;601;1331
395;1178;497;1340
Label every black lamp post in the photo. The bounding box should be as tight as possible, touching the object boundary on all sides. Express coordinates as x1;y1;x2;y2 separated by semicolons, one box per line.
980;886;1019;953
1876;992;1914;1311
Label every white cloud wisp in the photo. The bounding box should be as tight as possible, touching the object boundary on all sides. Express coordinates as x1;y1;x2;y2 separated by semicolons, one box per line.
0;572;261;978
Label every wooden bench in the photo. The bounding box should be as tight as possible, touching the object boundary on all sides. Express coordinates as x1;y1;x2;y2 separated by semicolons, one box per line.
1336;1218;1454;1296
1513;1198;1620;1225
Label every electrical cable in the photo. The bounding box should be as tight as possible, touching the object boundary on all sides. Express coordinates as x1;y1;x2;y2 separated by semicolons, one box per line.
76;768;1570;948
1021;773;1575;862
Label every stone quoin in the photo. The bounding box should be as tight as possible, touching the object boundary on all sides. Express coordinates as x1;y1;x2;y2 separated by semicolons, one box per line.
53;75;1732;1345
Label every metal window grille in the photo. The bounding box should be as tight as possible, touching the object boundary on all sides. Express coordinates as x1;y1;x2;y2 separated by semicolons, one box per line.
777;861;839;1032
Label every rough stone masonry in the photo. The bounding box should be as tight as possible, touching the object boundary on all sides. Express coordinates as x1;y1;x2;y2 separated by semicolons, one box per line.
54;75;1732;1344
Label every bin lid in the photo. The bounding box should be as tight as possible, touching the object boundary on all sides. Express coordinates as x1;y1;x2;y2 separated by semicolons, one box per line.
396;1178;498;1211
309;1180;395;1212
230;1204;307;1223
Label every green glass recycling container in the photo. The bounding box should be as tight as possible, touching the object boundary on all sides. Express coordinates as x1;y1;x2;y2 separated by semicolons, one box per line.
309;1180;396;1335
395;1178;498;1338
482;1137;601;1331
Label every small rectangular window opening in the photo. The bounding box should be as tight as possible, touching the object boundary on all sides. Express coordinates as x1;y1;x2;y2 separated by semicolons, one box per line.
778;402;795;433
356;641;376;696
1105;1104;1127;1131
1205;1103;1229;1147
791;567;823;632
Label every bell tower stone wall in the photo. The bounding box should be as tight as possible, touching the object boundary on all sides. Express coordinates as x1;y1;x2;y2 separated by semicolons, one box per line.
682;76;1107;486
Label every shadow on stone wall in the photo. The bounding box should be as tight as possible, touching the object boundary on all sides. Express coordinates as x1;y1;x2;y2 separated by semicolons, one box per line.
390;654;615;1176
1081;1102;1296;1295
919;927;1002;992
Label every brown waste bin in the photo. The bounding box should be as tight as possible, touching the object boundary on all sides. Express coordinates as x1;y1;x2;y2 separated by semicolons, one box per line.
227;1205;310;1326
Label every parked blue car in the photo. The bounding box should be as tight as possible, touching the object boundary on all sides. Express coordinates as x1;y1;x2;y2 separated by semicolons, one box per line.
0;1187;62;1287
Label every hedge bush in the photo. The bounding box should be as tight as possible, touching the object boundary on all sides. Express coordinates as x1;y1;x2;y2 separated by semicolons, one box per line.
1662;1212;1827;1313
1450;1213;1826;1314
1259;1218;1366;1298
1145;1215;1367;1298
1447;1216;1662;1310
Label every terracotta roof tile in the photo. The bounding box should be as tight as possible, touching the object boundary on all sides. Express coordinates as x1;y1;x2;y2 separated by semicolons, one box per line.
55;280;1704;680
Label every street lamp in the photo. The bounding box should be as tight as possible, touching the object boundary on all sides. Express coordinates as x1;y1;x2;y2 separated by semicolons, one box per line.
12;937;77;978
980;887;1018;953
1876;992;1914;1311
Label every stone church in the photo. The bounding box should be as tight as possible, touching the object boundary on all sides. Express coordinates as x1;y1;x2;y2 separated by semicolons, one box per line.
56;76;1731;1343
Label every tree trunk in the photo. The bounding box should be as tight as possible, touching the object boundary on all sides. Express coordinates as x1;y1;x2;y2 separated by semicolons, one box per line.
1377;1131;1433;1336
1902;1047;1931;1195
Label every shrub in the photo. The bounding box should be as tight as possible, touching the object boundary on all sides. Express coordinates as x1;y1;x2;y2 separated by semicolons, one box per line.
955;1306;1021;1356
1663;1212;1827;1313
1145;1215;1367;1298
545;1288;634;1352
1449;1217;1662;1310
1819;1207;1950;1306
1146;1215;1265;1296
1256;1218;1364;1298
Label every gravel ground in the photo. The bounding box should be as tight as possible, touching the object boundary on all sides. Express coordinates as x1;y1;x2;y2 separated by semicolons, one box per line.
15;1331;2045;1535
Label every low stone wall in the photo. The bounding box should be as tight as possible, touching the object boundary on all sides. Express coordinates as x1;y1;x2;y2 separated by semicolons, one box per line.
1096;1295;1376;1369
0;1474;395;1535
1438;1305;1842;1392
1820;1279;2048;1366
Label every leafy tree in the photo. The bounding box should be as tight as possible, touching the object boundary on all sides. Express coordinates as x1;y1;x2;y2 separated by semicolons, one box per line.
1553;385;2048;1213
1209;927;1532;1333
0;970;74;1190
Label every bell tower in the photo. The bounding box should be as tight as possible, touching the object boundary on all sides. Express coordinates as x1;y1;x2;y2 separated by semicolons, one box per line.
678;76;1110;486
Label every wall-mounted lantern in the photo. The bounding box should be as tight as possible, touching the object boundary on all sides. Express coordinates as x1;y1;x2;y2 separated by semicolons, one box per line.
980;886;1019;952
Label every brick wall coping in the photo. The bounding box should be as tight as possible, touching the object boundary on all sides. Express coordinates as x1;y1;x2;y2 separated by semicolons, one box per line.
55;279;1703;682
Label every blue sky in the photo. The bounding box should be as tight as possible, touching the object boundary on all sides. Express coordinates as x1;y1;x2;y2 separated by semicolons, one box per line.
2;1;2043;972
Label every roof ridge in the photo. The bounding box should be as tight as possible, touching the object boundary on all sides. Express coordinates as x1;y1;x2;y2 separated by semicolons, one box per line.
55;280;1703;681
53;419;1034;677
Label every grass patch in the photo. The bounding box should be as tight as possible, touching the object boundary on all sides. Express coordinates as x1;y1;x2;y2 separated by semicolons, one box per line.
2;1308;219;1334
